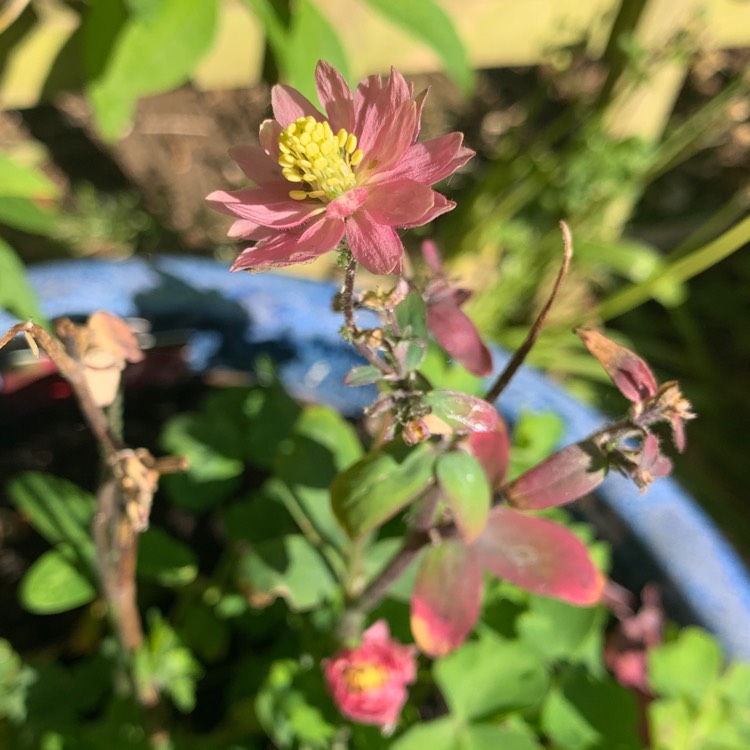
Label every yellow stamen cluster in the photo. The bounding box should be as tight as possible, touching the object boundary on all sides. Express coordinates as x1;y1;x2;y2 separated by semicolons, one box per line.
343;664;388;693
278;116;364;201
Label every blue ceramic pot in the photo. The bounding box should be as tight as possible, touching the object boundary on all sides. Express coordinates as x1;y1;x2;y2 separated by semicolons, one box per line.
2;255;749;660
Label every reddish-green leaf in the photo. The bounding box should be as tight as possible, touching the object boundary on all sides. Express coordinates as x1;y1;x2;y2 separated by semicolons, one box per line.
475;507;604;606
423;390;499;434
465;421;510;488
436;451;491;543
411;541;482;657
503;440;608;510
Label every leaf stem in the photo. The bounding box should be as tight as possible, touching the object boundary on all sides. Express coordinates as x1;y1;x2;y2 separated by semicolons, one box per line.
484;221;573;403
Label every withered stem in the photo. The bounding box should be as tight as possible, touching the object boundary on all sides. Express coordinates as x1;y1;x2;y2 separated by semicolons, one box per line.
341;257;392;373
484;221;574;404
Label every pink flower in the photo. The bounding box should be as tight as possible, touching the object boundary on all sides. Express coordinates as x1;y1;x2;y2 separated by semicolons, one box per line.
322;620;416;731
207;61;474;275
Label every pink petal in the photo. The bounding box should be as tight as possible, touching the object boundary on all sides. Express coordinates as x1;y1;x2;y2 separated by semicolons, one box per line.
411;541;483;657
377;133;475;185
577;329;658;403
315;60;354;133
503;440;609;510
228;219;273;240
229;144;283;186
231;216;344;271
355;71;417;173
400;192;456;228
208;185;323;229
365;180;435;226
345;210;404;275
326;187;368;220
271;83;323;128
427;301;493;376
475;507;605;606
259;119;282;158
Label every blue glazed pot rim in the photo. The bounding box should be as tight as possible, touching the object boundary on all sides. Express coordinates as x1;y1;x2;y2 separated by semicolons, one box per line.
2;254;750;660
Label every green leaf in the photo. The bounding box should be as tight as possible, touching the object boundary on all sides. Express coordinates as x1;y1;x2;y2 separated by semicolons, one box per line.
233;383;302;469
0;639;36;724
435;451;490;542
517;596;603;668
284;0;350;103
394;290;428;341
0;152;60;200
8;472;96;569
648;697;693;750
0;238;46;323
391;717;459;750
291;405;363;470
241;0;290;79
459;723;543;750
345;364;382;386
542;666;641;750
159;410;244;511
237;534;336;611
0;197;58;234
20;549;96;614
88;0;219;140
331;444;435;539
137;526;198;587
256;658;338;749
435;632;548;720
362;0;473;95
648;626;723;704
135;612;202;713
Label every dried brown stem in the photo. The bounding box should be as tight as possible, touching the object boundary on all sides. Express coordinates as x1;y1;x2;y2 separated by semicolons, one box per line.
341;257;392;374
484;221;574;404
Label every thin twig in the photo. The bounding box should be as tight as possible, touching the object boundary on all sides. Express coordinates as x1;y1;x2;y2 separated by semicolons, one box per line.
1;322;124;455
340;257;392;374
484;221;574;403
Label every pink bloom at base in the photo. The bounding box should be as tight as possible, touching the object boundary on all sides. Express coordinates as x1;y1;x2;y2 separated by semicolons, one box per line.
322;620;416;732
207;61;474;275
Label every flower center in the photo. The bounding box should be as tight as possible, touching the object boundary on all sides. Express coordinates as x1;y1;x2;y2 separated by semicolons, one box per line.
343;663;388;692
278;116;364;202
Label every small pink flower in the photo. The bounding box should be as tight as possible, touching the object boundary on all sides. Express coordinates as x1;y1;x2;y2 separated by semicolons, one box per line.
208;61;474;275
322;620;416;731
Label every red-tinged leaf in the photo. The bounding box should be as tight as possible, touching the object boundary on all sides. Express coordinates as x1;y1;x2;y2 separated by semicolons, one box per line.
577;328;658;403
427;301;493;376
411;541;483;657
464;421;510;489
503;440;608;510
422;390;499;435
435;451;491;543
475;507;605;606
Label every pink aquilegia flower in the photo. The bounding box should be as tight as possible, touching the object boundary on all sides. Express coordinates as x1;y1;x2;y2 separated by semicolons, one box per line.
322;620;416;732
207;61;474;275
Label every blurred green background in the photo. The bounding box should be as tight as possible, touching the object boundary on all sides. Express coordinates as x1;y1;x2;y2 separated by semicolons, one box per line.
1;0;749;558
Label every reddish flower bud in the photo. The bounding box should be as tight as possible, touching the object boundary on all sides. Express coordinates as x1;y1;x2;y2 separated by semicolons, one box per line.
577;328;658;403
503;440;608;510
322;621;416;732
